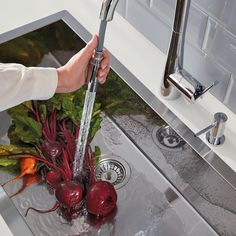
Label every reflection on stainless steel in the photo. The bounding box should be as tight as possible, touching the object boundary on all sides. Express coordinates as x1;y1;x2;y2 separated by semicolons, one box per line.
164;188;179;204
112;114;236;235
161;0;217;102
204;151;236;191
195;112;228;146
95;155;131;190
152;125;186;151
0;186;33;236
0;118;218;236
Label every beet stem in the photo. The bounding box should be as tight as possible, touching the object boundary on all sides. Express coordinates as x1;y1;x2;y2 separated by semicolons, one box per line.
25;202;60;217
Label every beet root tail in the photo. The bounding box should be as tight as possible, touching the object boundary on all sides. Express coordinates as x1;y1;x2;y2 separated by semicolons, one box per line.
25;202;60;217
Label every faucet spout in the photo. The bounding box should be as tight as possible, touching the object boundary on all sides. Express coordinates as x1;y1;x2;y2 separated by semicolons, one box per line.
161;0;217;102
165;0;190;75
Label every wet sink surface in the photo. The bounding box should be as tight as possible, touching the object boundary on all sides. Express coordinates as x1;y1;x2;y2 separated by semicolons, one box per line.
0;116;217;236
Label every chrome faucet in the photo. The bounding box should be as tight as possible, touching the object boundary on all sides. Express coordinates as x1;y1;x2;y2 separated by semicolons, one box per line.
195;112;228;145
161;0;217;102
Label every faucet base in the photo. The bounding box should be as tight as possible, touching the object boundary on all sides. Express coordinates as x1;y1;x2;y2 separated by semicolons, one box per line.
160;82;181;100
206;132;225;145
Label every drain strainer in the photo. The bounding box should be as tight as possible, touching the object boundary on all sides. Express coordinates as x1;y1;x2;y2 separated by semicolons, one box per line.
152;125;185;151
95;156;131;190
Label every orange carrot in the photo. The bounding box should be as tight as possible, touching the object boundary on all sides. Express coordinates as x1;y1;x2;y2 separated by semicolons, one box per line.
10;174;40;198
2;157;38;187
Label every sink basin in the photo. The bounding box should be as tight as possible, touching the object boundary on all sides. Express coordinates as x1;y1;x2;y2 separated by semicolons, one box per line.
0;116;218;236
0;14;229;235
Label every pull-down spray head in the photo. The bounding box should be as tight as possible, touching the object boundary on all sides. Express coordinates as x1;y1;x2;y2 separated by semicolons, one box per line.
87;0;119;93
100;0;119;21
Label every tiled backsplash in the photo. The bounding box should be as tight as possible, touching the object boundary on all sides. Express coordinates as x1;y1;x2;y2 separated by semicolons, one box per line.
116;0;236;114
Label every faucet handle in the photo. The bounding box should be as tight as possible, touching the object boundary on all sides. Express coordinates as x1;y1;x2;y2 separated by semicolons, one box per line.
194;123;216;137
195;112;228;145
167;71;219;102
195;80;219;100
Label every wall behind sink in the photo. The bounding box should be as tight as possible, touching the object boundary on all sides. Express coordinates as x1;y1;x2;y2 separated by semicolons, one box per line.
116;0;236;114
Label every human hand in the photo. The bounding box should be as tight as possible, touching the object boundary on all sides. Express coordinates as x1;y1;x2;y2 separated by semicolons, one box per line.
56;35;110;93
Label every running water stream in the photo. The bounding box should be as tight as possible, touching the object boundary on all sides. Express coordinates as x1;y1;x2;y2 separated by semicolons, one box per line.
73;90;96;178
72;0;119;179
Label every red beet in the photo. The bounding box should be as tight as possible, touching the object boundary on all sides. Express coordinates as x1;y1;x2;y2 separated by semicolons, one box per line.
86;181;117;217
88;206;117;228
46;170;62;188
55;181;83;208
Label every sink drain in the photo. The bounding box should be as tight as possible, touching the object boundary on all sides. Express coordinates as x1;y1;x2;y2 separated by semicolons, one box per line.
95;156;131;190
152;125;185;151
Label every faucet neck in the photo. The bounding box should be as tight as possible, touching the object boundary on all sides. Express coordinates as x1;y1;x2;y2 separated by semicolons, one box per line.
165;0;191;77
173;0;191;68
173;0;190;34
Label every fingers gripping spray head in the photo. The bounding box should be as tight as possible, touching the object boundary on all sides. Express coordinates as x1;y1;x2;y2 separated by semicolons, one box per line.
73;0;119;180
88;0;119;93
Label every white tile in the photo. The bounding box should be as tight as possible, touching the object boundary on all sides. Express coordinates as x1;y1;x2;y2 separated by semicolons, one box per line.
183;42;230;102
126;0;171;53
193;0;228;19
224;75;236;113
116;0;127;17
122;0;236;113
151;1;208;49
204;19;236;76
186;5;208;48
150;0;175;26
194;0;236;35
221;0;236;35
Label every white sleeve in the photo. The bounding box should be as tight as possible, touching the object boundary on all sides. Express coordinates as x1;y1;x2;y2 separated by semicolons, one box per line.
0;63;58;111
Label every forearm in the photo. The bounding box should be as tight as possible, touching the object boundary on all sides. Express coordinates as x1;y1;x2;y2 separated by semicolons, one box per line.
0;63;58;111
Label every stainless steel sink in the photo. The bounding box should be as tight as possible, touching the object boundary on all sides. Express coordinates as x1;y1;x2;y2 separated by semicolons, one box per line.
0;115;218;236
0;186;33;236
0;12;233;235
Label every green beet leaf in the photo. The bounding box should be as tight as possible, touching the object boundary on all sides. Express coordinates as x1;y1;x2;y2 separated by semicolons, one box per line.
93;146;101;167
11;115;42;144
0;158;18;167
0;145;35;155
88;116;102;142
